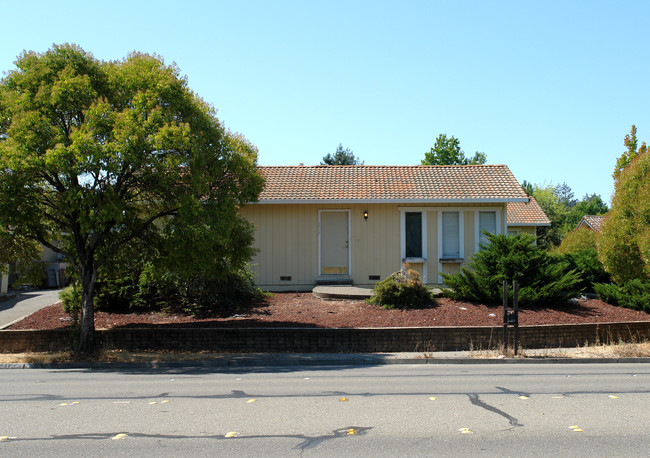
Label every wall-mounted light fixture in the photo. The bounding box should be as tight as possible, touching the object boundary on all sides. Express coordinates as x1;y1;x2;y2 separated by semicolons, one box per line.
363;210;368;221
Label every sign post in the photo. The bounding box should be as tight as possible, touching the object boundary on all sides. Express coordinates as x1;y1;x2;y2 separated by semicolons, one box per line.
502;279;519;355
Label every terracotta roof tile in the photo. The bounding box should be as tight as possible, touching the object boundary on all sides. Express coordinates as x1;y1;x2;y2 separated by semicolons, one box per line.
577;215;606;232
257;165;529;203
507;197;551;226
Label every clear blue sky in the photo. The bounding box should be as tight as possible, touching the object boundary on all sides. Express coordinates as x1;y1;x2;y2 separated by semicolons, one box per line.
2;0;649;203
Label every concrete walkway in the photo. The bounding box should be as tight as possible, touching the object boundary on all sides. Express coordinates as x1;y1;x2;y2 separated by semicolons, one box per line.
0;289;62;329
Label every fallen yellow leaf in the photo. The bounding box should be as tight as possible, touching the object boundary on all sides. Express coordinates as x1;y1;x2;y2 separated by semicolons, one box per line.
518;395;529;400
161;400;169;403
608;395;619;399
148;401;158;405
247;399;256;403
429;396;437;401
339;397;348;402
59;403;69;406
0;436;9;442
572;428;583;432
225;432;239;438
347;429;357;435
111;433;127;440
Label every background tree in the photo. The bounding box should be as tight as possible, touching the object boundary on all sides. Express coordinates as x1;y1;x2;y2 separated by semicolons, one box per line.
613;124;647;183
0;44;264;354
521;180;534;196
421;133;487;165
531;183;608;249
598;129;650;283
321;143;362;165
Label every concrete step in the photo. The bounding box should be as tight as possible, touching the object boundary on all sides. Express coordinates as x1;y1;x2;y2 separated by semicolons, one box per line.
312;285;373;300
314;275;353;286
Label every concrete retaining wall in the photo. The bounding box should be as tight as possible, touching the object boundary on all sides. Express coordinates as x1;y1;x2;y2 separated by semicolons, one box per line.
1;322;649;353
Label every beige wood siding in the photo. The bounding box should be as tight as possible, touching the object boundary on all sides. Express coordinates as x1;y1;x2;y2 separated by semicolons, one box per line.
507;226;537;236
240;203;402;290
426;211;438;286
240;202;511;290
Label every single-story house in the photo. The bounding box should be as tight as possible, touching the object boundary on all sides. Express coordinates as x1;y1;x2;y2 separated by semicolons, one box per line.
576;214;606;232
240;165;550;291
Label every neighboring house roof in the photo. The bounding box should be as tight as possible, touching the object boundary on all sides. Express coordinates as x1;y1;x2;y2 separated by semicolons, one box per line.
257;165;529;203
577;214;606;232
507;197;551;226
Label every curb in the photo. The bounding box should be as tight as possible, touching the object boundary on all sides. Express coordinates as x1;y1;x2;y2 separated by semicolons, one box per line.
2;355;650;370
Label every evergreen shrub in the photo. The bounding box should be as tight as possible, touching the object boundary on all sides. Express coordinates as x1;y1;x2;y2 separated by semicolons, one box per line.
593;279;650;312
442;233;582;307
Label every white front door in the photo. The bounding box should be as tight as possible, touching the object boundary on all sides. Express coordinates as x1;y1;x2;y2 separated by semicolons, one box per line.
320;211;350;275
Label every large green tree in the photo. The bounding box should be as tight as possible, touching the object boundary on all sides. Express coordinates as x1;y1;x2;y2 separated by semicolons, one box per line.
598;128;650;283
613;124;647;183
321;143;362;165
421;134;487;165
0;44;264;353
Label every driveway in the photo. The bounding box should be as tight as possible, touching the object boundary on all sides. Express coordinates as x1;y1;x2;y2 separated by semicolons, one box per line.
0;289;62;329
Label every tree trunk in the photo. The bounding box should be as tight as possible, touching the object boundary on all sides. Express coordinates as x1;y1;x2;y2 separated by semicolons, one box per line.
76;263;97;355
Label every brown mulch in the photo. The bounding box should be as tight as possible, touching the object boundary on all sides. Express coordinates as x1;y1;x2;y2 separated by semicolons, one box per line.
7;293;650;330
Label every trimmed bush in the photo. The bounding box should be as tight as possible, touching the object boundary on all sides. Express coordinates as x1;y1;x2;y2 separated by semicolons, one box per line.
59;284;82;325
369;266;435;309
593;279;650;312
443;233;582;307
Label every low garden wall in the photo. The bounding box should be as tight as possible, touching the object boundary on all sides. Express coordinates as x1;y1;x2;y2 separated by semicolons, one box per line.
2;322;650;353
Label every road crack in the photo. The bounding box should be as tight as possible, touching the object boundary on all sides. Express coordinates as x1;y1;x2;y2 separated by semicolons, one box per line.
467;394;523;427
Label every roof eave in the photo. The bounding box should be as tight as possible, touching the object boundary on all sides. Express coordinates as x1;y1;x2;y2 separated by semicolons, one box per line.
255;197;530;205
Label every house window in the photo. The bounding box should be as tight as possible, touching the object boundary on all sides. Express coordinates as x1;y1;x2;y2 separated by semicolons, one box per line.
405;212;422;258
442;212;460;258
478;211;497;247
508;230;518;237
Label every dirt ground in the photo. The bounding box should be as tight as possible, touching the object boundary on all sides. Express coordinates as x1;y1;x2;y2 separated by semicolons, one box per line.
8;293;650;330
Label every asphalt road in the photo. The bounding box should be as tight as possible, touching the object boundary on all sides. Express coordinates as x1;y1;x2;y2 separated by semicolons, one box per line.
0;289;61;329
0;363;648;456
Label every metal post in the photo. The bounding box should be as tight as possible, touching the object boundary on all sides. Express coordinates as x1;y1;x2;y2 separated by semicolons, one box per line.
513;280;519;356
503;280;508;347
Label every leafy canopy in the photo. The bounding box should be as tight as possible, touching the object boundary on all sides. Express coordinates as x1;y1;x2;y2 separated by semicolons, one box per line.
421;134;487;166
0;44;264;353
598;126;650;284
321;143;363;165
613;124;647;183
529;183;608;249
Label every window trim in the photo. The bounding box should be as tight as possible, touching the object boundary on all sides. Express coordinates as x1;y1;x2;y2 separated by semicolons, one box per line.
400;210;427;282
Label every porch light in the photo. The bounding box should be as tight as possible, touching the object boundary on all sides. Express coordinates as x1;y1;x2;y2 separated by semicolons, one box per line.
363;210;368;220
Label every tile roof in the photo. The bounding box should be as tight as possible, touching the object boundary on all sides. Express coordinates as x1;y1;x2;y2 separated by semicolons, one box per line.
577;214;606;232
507;197;551;226
257;165;529;203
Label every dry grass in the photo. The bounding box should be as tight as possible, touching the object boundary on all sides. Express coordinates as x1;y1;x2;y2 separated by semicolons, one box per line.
0;350;234;364
1;342;649;364
468;340;650;359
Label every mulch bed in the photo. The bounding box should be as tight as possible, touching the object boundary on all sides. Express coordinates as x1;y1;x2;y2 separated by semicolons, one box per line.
7;293;650;330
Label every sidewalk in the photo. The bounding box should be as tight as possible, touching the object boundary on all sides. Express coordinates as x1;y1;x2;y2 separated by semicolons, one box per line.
3;349;650;370
0;288;61;330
